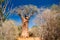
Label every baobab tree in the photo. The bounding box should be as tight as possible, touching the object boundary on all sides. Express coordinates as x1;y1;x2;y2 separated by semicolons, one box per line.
13;5;38;37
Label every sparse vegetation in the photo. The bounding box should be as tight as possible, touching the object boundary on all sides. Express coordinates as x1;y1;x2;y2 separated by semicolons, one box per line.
0;1;60;40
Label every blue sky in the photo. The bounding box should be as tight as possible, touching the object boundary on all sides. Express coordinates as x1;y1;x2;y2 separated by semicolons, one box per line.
12;0;60;7
6;0;60;28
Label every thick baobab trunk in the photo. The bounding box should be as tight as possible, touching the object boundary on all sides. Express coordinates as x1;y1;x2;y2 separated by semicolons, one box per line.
21;17;29;37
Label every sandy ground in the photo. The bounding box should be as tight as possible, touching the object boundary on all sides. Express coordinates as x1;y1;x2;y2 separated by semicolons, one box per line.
17;37;41;40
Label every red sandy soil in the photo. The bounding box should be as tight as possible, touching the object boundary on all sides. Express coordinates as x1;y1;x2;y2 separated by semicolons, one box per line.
17;37;41;40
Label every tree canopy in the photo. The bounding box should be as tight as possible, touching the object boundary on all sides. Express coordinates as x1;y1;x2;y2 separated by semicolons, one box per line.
12;5;38;19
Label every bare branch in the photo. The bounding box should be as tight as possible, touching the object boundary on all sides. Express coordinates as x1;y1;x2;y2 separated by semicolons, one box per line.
2;0;13;21
28;10;35;18
2;0;10;14
11;5;38;20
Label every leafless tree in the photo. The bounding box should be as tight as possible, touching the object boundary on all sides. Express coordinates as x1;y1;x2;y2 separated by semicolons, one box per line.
0;0;13;26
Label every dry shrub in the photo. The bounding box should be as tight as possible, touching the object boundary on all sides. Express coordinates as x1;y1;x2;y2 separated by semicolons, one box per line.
0;20;19;40
32;5;60;40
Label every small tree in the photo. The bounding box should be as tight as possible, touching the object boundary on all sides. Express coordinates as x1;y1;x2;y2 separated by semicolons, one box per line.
0;0;13;26
0;0;4;26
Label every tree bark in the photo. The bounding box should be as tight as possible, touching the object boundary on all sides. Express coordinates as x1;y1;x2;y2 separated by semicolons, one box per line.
21;17;29;37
